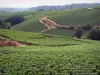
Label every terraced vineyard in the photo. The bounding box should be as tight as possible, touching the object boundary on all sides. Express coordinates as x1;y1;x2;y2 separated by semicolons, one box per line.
0;29;84;46
0;29;100;75
49;8;100;26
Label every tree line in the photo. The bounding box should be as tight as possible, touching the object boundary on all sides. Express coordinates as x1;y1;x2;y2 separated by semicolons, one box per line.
74;25;100;40
0;15;24;29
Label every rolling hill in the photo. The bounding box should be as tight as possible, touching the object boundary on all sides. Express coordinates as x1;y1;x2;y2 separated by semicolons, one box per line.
9;7;99;37
0;6;100;37
0;4;100;75
0;29;100;74
49;8;100;26
0;29;84;46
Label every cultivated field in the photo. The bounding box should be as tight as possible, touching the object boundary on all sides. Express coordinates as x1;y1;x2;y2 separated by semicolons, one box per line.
0;29;100;75
0;6;100;75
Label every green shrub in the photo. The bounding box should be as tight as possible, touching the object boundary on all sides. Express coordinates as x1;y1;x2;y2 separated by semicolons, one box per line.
5;15;24;26
87;28;100;40
0;20;11;29
73;26;83;39
81;24;92;30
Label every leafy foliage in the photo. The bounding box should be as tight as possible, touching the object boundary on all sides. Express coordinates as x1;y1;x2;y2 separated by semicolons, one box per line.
74;26;83;39
0;20;11;29
81;24;92;30
5;15;24;26
87;28;100;40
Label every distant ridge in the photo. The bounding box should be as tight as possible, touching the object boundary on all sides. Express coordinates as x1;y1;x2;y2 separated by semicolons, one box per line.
0;8;28;12
29;3;100;11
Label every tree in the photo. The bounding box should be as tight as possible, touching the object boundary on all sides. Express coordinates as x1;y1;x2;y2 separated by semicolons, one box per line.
70;6;72;9
87;28;100;40
37;9;44;11
74;26;83;39
0;20;11;29
81;24;92;30
5;14;24;26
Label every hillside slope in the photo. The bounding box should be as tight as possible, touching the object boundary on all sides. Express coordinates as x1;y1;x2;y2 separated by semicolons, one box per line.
49;8;100;26
0;29;85;46
0;29;100;74
11;7;100;36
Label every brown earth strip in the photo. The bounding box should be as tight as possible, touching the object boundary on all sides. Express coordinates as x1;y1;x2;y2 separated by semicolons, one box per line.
0;40;26;46
0;36;27;46
39;16;74;33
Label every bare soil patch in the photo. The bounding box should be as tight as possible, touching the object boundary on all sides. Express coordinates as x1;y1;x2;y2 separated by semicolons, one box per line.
39;16;74;33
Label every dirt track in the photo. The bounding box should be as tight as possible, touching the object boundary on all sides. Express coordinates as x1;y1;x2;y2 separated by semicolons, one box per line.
0;40;26;46
0;16;73;46
39;16;74;33
0;37;26;47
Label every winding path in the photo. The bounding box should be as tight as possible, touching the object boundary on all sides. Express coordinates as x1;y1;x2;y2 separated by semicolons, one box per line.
39;16;74;33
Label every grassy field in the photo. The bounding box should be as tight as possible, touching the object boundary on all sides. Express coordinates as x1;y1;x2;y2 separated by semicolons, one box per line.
0;29;100;75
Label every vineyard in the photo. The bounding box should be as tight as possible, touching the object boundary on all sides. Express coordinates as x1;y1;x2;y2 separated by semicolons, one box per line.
0;29;100;75
0;29;85;46
0;6;100;75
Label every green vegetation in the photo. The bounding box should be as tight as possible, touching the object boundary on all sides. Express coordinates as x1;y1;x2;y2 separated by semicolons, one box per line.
11;11;47;32
0;29;100;75
44;29;74;37
0;11;45;32
81;24;92;30
86;27;100;40
0;6;100;75
0;7;100;36
0;29;84;46
0;20;11;29
49;8;100;26
74;26;83;39
5;15;24;26
12;8;100;37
